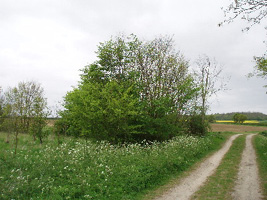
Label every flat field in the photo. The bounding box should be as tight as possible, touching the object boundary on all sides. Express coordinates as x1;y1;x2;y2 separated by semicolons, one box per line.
211;123;267;133
216;120;259;123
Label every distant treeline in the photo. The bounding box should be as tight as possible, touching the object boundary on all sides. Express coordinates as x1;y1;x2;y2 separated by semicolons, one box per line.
213;112;267;121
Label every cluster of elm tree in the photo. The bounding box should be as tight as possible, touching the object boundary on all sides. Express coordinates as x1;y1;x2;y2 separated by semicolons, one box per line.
0;34;222;147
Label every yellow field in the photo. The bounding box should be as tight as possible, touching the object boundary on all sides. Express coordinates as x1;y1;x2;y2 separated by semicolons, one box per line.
216;120;259;124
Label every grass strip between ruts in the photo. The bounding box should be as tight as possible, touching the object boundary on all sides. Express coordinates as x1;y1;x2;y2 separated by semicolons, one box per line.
191;134;246;200
253;134;267;199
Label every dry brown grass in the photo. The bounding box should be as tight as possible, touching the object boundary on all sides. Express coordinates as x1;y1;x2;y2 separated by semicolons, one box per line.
46;119;56;127
211;123;267;133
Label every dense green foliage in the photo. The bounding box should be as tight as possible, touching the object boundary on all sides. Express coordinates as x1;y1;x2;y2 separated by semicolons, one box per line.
59;35;205;142
214;112;267;121
186;114;210;136
233;113;248;124
259;130;267;136
254;134;267;197
206;114;216;123
240;122;267;127
62;80;142;143
0;132;226;200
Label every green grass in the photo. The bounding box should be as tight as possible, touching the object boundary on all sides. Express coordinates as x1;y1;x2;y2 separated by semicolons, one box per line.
191;134;246;200
0;132;226;200
214;122;267;127
254;132;267;199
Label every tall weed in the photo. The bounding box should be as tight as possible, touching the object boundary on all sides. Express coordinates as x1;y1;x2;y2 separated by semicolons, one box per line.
0;133;225;200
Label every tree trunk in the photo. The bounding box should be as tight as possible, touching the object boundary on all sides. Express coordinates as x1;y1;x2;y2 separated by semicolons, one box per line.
39;136;43;144
15;132;18;155
5;132;10;143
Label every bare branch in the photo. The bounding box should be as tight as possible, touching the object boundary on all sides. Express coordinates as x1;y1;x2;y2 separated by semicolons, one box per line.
220;0;267;31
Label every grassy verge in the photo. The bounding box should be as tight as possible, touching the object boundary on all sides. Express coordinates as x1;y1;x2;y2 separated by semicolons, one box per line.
215;122;267;127
191;134;246;200
254;132;267;198
142;132;235;200
0;132;226;200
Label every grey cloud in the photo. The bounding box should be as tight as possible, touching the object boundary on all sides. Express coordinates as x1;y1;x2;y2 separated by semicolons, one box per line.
0;0;266;114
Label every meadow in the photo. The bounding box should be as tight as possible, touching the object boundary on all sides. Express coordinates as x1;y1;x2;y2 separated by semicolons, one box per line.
216;120;260;124
215;120;267;128
254;131;267;198
0;132;225;200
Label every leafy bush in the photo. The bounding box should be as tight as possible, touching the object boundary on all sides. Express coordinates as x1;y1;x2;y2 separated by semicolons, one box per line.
258;122;267;127
54;118;70;136
187;115;210;136
207;115;216;123
260;130;267;137
42;126;54;137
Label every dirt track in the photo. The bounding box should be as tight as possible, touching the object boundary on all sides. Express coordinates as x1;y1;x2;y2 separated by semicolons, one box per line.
153;133;264;200
232;134;263;200
154;134;240;200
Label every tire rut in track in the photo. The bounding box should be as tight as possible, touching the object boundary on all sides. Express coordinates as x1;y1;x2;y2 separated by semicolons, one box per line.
153;134;241;200
232;134;263;200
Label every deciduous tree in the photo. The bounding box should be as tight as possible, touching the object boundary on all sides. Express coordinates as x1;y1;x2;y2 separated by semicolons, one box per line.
220;0;267;31
248;56;267;92
233;113;248;123
3;81;49;151
61;34;200;142
28;96;50;144
192;55;226;135
221;0;267;91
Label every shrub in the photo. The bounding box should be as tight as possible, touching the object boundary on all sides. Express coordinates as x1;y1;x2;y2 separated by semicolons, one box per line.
187;115;210;136
207;115;216;123
42;126;54;137
260;130;267;137
54;119;70;136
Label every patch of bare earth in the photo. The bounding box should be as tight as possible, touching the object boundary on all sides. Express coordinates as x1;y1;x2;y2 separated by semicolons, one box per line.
211;124;267;133
153;134;240;200
232;134;263;200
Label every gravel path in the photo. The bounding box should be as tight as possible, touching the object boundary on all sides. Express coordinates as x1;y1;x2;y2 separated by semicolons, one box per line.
232;134;263;200
153;134;240;200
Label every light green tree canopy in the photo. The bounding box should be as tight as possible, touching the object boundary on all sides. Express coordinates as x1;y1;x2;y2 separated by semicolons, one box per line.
60;34;202;142
3;81;49;148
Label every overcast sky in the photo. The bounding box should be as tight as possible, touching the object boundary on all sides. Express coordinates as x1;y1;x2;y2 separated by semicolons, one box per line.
0;0;266;115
